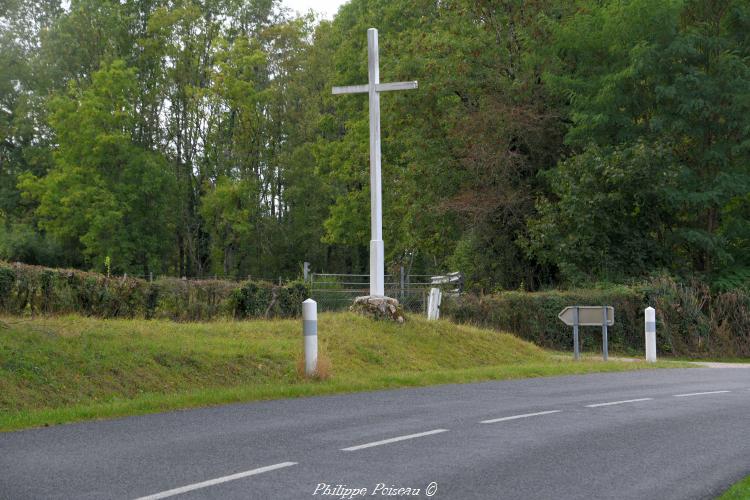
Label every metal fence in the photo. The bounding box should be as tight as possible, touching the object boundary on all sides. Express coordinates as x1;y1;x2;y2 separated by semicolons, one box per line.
309;271;462;313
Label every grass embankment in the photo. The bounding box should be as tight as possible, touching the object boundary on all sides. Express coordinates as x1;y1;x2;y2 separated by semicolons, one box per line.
718;476;750;499
0;313;684;431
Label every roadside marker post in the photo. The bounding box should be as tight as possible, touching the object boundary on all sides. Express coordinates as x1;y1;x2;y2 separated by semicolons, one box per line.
302;299;318;376
558;306;614;361
573;307;580;361
645;306;657;362
602;306;609;361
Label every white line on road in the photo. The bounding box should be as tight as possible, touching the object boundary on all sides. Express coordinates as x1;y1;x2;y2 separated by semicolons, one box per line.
133;462;298;500
673;390;730;397
341;429;449;451
481;410;561;424
586;398;653;408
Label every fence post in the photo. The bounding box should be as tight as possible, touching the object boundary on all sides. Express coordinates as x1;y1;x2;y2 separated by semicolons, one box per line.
645;306;657;362
400;266;405;301
303;299;318;376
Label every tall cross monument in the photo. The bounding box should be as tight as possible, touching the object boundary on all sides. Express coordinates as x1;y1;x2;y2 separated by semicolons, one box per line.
332;28;418;297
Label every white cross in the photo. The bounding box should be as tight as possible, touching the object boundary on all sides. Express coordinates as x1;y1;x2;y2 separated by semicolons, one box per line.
332;28;418;297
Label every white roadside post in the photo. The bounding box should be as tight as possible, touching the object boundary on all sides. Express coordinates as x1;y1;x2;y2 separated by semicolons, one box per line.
427;287;442;320
645;306;657;362
602;306;609;361
302;299;318;376
332;28;418;297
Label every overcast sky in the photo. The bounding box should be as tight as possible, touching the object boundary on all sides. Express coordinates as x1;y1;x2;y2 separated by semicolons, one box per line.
283;0;348;20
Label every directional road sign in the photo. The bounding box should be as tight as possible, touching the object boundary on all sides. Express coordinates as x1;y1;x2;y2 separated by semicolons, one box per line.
558;306;614;326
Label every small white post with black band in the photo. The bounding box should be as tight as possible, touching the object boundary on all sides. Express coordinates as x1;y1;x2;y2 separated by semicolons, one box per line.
601;305;609;361
573;306;580;361
302;299;318;376
645;306;657;362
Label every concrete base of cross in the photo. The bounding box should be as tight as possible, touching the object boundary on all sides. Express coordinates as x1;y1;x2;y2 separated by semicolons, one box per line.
350;295;405;323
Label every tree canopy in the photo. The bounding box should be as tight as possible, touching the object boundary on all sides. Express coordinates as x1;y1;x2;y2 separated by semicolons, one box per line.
1;0;749;290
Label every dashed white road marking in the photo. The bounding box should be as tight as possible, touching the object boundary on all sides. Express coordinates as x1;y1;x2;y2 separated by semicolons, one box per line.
481;410;561;424
133;462;297;500
586;398;653;408
673;390;730;397
341;429;449;451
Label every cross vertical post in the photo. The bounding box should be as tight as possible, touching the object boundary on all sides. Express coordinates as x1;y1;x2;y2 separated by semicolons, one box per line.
367;28;384;296
332;28;418;297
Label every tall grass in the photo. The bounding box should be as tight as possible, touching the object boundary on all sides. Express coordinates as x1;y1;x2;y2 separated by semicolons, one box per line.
0;313;683;431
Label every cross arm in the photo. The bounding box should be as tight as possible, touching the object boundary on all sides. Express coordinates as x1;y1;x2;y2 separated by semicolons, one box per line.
375;81;418;92
331;81;418;95
332;84;370;95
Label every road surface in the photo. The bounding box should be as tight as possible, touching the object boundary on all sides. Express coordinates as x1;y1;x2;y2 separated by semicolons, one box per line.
1;368;749;499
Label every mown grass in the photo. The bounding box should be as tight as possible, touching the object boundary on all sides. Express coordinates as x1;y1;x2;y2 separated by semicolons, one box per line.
718;475;750;499
0;313;686;431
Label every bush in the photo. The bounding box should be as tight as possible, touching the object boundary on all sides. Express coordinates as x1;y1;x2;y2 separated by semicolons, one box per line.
0;261;309;321
443;277;750;358
443;286;643;354
228;279;307;319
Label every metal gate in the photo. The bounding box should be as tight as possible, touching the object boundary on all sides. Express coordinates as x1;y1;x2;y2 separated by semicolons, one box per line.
309;271;462;313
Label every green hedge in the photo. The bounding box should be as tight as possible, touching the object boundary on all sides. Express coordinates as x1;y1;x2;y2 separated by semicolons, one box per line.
0;261;308;321
443;277;750;357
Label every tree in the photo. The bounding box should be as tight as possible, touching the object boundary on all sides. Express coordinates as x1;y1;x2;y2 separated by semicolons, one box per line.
529;0;750;282
19;60;177;274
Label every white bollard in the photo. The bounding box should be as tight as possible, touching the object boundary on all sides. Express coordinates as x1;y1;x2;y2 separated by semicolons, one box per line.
645;306;657;362
302;299;318;376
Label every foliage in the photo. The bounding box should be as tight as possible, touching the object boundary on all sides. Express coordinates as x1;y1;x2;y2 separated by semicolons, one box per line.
525;142;677;283
2;0;750;292
533;0;750;283
0;261;307;320
18;60;177;275
444;276;750;357
443;285;645;354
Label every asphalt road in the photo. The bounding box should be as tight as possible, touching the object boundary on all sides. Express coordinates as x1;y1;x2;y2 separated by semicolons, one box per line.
1;367;749;500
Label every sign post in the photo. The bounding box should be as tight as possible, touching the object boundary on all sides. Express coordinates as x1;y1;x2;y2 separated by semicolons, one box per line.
558;306;615;361
332;28;418;297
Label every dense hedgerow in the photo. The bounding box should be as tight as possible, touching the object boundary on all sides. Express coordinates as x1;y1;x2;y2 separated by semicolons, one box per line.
0;261;308;320
443;278;750;358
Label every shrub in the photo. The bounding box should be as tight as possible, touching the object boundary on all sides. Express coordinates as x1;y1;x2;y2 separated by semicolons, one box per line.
0;261;309;321
443;277;750;357
443;286;643;354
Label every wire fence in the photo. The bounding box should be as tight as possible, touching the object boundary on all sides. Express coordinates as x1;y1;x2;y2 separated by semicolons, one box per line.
106;270;463;315
109;272;293;285
310;272;462;313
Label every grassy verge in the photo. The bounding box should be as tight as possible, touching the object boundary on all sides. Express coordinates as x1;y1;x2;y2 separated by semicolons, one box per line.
718;475;750;499
0;313;687;431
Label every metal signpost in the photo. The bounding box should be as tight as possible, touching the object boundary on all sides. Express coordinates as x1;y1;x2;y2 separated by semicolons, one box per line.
332;28;418;297
558;306;614;361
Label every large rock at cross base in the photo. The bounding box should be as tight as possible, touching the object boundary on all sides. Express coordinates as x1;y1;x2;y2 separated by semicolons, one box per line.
350;295;406;323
